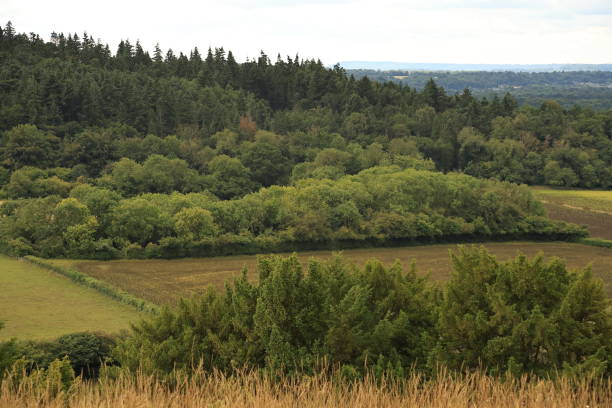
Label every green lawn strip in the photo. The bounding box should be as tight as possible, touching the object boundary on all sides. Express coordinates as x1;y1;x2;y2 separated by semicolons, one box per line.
23;256;160;315
0;255;144;340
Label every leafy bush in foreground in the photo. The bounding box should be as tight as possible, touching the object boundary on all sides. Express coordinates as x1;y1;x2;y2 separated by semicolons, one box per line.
114;247;611;378
0;330;116;379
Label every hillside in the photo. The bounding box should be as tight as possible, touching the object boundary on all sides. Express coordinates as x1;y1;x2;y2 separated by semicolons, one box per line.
1;21;611;194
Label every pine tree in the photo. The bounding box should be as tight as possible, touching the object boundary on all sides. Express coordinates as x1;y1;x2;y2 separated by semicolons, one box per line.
153;43;163;63
4;21;15;38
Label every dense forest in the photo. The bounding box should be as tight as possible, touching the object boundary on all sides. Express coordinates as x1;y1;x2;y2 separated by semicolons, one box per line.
349;69;612;109
0;21;609;258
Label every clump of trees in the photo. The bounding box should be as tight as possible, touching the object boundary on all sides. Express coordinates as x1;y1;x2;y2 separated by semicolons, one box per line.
0;330;115;380
0;167;585;259
113;248;611;378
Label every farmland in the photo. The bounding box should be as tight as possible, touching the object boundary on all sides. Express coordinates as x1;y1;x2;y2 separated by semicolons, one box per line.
533;187;612;240
0;256;144;340
54;241;612;306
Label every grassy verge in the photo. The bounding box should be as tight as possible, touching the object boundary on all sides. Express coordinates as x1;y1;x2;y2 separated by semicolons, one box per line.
23;256;159;315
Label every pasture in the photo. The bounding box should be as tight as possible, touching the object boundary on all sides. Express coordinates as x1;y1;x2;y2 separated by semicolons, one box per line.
55;242;612;306
0;256;144;340
533;187;612;239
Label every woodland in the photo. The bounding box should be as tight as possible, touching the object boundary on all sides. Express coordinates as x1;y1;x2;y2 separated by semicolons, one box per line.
0;21;610;394
0;22;608;258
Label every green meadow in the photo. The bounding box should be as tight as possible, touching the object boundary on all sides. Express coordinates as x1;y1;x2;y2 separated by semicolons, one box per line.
0;255;143;340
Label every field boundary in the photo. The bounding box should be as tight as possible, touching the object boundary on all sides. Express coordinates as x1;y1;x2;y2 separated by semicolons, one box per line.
22;256;159;314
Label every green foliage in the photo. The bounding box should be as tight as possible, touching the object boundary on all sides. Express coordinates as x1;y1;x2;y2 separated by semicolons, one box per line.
0;168;585;259
0;322;20;376
1;23;610;194
578;238;612;249
0;124;59;169
436;246;612;377
6;356;76;395
47;332;115;378
205;155;258;199
174;207;217;240
110;198;172;245
3;167;72;199
6;332;116;379
115;249;611;378
350;69;612;109
0;22;604;261
114;253;437;376
64;216;99;257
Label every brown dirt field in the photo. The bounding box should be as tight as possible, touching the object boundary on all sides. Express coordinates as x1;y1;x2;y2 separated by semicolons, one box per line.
72;242;612;306
542;202;612;240
532;187;612;240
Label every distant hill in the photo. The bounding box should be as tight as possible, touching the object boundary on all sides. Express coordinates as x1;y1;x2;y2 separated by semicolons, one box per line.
345;69;612;109
339;62;612;72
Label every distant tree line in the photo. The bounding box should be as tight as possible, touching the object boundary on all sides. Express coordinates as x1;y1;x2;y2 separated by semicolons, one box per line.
350;69;612;110
1;21;611;192
349;69;612;91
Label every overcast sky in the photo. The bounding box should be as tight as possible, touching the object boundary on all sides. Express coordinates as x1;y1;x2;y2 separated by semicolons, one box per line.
2;0;612;65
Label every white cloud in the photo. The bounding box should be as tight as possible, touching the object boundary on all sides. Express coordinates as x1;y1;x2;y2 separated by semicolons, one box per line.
1;0;611;64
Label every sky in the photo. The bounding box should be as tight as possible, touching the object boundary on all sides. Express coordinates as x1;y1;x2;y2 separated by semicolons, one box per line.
2;0;612;65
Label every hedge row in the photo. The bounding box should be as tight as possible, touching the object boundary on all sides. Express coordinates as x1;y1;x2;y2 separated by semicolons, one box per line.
121;229;589;260
578;238;612;249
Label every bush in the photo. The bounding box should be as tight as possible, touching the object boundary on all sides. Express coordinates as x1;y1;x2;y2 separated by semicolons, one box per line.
436;246;612;377
53;332;116;378
115;249;611;378
114;254;437;377
0;322;20;377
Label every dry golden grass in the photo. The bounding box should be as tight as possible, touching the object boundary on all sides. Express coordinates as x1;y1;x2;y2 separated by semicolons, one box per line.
54;242;612;305
1;368;610;408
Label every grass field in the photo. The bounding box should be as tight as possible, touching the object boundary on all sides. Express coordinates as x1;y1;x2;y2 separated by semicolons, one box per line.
533;187;612;239
0;256;144;340
53;242;612;306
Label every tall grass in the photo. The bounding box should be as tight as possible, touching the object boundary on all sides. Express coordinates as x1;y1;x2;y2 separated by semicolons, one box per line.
1;367;610;408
